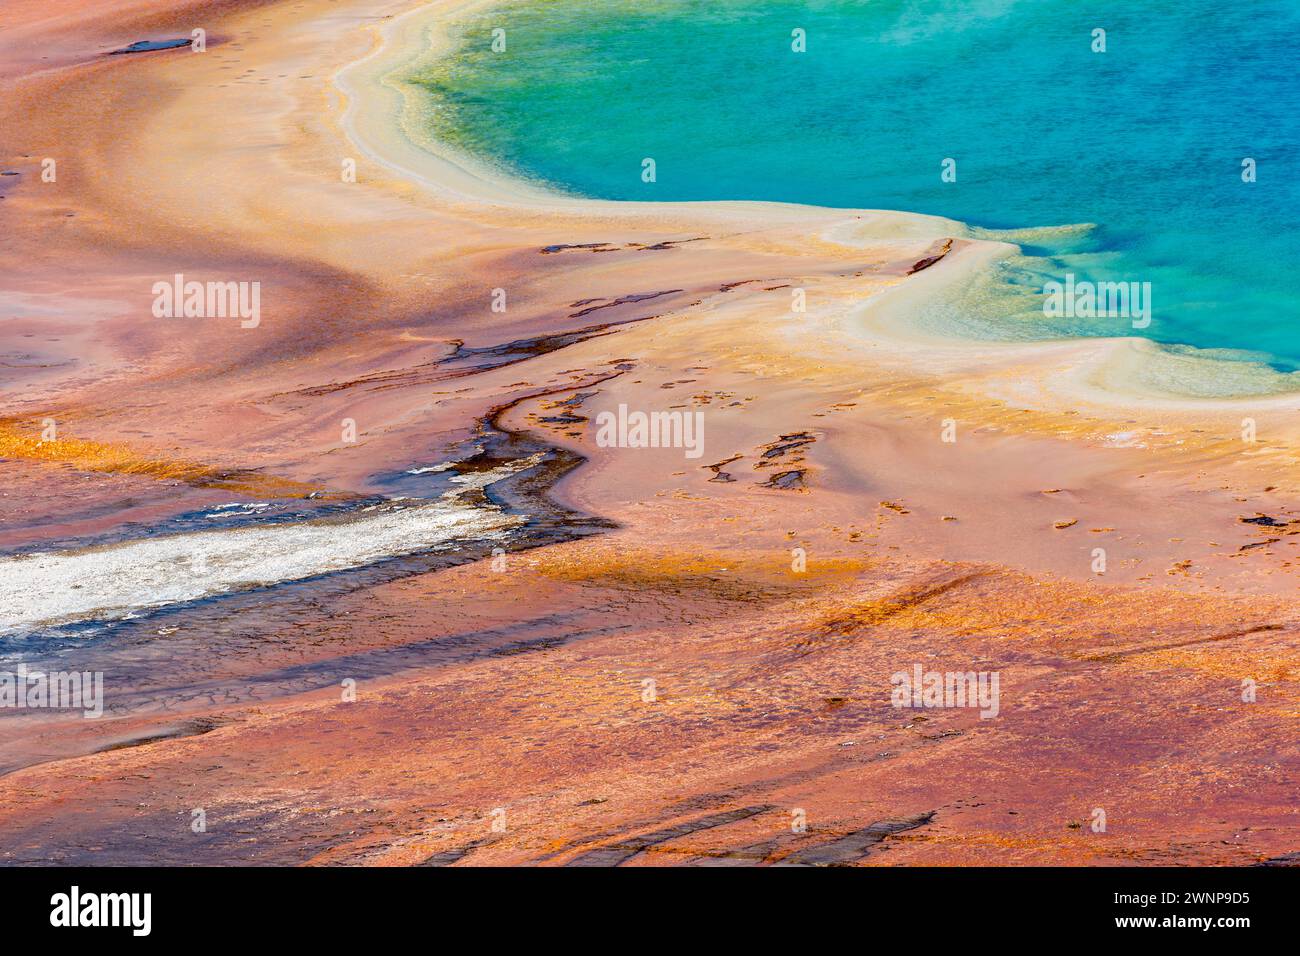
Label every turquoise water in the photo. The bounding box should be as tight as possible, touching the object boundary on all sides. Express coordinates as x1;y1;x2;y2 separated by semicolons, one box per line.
414;0;1300;381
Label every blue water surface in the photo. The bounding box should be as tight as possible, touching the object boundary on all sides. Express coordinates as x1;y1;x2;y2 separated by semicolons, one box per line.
414;0;1300;373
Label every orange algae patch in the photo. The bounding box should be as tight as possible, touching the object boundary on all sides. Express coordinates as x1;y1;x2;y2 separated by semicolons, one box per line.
1103;629;1300;688
805;566;1294;666
813;568;993;633
0;419;341;500
529;545;871;597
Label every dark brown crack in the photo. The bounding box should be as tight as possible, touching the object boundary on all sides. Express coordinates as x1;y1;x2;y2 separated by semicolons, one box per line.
562;805;775;867
907;238;954;275
91;716;228;755
568;290;682;318
753;432;816;485
108;38;193;55
539;242;617;255
1079;624;1288;663
685;840;783;866
630;237;709;252
1239;539;1281;552
1239;514;1292;527
703;454;743;483
541;237;708;256
763;470;805;490
772;811;935;866
814;571;992;635
0;716;232;779
281;314;657;399
417;838;496;867
759;432;815;462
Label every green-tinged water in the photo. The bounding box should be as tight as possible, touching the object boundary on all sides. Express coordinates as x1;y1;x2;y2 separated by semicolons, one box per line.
409;0;1300;392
